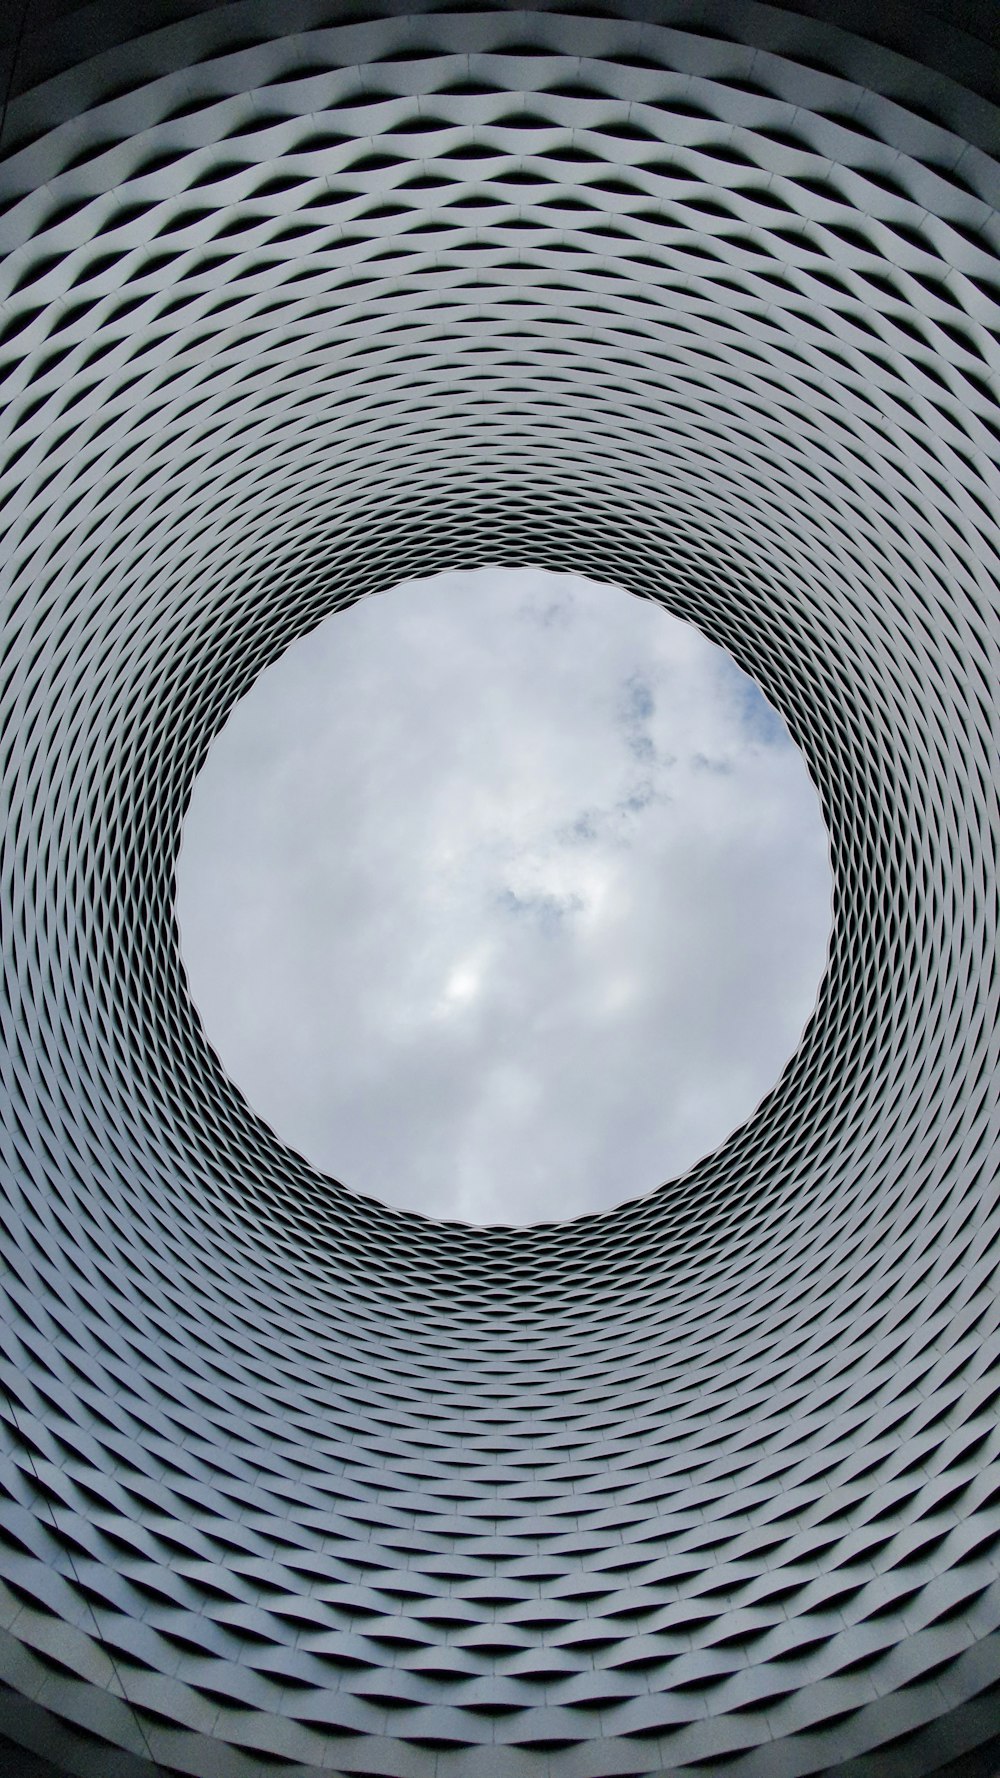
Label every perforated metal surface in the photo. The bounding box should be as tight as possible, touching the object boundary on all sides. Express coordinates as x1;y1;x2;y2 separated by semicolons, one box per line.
1;3;999;1774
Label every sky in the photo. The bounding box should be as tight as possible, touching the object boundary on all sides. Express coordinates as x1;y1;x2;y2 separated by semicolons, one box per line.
176;568;832;1225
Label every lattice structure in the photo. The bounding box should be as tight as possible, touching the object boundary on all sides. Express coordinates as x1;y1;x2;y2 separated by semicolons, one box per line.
1;2;999;1774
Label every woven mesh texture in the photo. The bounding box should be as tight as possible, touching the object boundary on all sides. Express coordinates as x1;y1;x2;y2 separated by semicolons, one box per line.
1;2;999;1773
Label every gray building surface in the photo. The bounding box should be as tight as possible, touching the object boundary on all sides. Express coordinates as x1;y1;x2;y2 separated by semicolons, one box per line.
1;1;999;1773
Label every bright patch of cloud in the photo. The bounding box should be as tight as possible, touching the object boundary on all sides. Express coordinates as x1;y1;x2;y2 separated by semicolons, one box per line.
176;568;832;1223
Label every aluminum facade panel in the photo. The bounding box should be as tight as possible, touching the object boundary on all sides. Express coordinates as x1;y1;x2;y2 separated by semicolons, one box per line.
0;2;998;1773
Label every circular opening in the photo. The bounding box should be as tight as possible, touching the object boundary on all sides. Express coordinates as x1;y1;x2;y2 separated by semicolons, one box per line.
176;568;832;1223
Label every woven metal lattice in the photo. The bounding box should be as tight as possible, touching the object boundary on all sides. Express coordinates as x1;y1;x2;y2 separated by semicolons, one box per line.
1;3;999;1774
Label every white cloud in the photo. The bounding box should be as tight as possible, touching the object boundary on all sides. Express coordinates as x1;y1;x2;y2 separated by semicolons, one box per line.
176;568;832;1224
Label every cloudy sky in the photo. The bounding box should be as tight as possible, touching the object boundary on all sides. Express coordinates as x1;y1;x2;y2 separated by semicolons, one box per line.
176;568;831;1225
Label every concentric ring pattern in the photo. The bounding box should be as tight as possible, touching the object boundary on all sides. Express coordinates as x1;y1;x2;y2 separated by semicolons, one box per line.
1;2;999;1774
